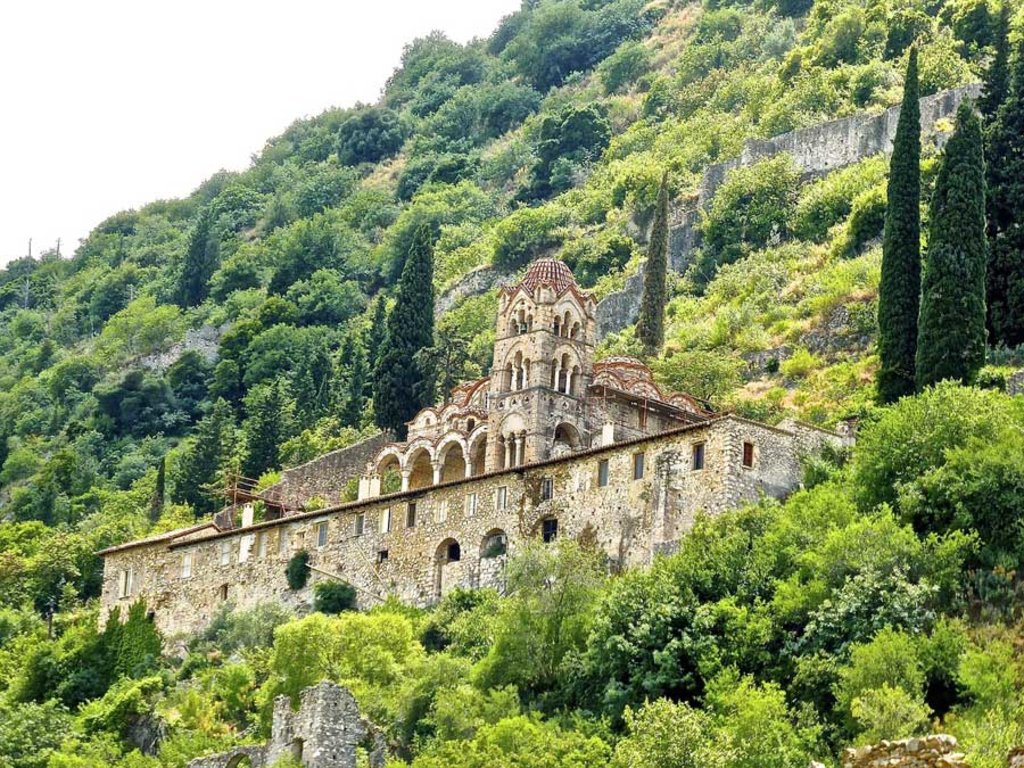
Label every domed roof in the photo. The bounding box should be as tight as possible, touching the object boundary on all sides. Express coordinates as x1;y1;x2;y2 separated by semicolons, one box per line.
520;258;578;294
594;355;651;372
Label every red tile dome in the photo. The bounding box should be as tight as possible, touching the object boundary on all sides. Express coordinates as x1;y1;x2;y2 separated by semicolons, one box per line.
520;258;578;294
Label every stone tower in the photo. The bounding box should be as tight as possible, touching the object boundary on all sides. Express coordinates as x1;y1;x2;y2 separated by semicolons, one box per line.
485;258;597;470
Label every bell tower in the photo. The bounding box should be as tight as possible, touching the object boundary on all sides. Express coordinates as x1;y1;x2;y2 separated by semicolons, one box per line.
484;259;597;471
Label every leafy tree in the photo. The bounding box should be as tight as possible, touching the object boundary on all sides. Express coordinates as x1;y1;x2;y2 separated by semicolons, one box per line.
313;580;357;614
986;37;1024;346
176;206;219;307
165;350;212;423
335;107;407;165
0;698;72;768
530;105;612;198
242;379;296;477
877;48;922;404
93;370;179;439
414;336;474;406
978;0;1011;120
612;699;725;768
374;224;435;438
916;103;987;390
172;399;236;518
286;269;366;327
636;172;670;355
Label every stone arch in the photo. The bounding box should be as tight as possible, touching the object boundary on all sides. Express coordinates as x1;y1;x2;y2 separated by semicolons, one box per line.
225;755;253;768
466;427;488;477
434;537;463;599
497;413;527;468
436;437;468;483
553;422;582;452
406;446;434;490
481;528;508;559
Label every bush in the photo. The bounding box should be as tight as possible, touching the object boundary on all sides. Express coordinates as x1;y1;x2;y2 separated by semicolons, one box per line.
335;107;407;166
792;157;887;242
835;186;887;258
286;551;310;591
598;41;652;94
313;581;357;614
491;206;568;269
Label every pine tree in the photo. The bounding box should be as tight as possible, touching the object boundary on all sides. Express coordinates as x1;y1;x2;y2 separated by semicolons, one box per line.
979;1;1011;122
916;103;988;389
877;48;922;404
176;206;219;307
636;172;670;355
374;224;435;439
242;378;296;478
986;38;1024;346
173;399;235;518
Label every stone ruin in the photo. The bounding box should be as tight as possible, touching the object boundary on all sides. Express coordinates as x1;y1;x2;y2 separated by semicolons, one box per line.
188;681;383;768
841;735;968;768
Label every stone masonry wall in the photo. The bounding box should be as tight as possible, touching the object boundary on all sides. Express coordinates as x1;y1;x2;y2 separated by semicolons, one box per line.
842;735;967;768
593;84;980;338
101;415;841;638
267;433;391;509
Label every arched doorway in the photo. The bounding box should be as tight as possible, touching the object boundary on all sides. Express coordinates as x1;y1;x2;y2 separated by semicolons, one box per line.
437;440;467;483
407;447;433;490
434;538;463;599
376;451;402;495
553;423;581;455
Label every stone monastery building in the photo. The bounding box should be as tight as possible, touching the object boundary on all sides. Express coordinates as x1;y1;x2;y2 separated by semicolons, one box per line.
99;259;845;638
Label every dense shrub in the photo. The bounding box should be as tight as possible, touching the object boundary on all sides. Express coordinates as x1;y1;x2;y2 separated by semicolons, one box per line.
286;551;310;590
313;580;357;614
335;107;407;166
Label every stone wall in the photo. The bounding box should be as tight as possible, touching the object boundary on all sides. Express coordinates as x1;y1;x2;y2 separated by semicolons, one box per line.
594;84;980;338
266;433;392;509
842;735;967;768
100;415;841;638
1008;746;1024;767
188;682;379;768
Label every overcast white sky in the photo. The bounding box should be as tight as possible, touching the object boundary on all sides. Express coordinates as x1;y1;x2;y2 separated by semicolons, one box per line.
0;0;520;265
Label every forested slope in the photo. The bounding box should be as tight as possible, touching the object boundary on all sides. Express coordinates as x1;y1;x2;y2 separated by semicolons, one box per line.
1;0;1022;766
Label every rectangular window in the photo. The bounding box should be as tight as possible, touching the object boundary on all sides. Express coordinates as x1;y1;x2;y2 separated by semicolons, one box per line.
381;507;392;533
406;503;417;528
181;553;192;579
220;541;231;566
639;408;648;430
598;459;610;487
257;531;267;558
633;452;645;480
239;534;253;563
316;521;328;548
540;477;553;501
278;528;290;557
743;441;755;468
496;486;508;511
219;584;229;602
436;500;448;523
354;513;365;537
465;492;478;516
692;442;705;471
377;549;389;564
118;568;132;598
542;518;559;543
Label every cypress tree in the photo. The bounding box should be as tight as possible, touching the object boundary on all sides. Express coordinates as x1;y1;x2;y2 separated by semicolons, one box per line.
979;1;1011;122
986;38;1024;346
341;335;369;428
877;48;921;404
916;103;988;389
374;224;435;439
242;379;295;478
150;455;165;523
173;399;235;518
637;172;670;355
176;206;219;307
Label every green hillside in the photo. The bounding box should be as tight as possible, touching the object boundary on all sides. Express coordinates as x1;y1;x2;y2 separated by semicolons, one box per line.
2;0;1024;765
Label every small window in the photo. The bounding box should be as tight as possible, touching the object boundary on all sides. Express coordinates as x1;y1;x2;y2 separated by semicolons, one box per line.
540;477;553;501
742;442;755;468
465;492;478;516
220;541;231;566
692;442;706;471
118;568;132;598
181;552;192;579
377;549;389;564
436;500;448;523
354;513;365;537
496;486;508;511
257;532;267;558
218;584;229;602
542;517;559;543
239;534;253;563
639;409;648;430
381;507;392;533
278;528;290;557
598;459;610;487
633;452;645;480
316;521;328;548
446;541;462;562
406;503;417;528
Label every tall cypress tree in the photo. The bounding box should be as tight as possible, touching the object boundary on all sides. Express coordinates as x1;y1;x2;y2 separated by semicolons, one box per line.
176;206;219;307
242;379;295;478
916;103;988;389
986;38;1024;346
374;224;435;438
637;172;670;355
341;335;369;427
877;48;922;404
367;296;388;371
173;398;235;518
979;1;1011;122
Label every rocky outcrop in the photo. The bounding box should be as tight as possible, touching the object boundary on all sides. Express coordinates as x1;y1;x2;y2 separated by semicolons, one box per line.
137;325;223;373
842;735;967;768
